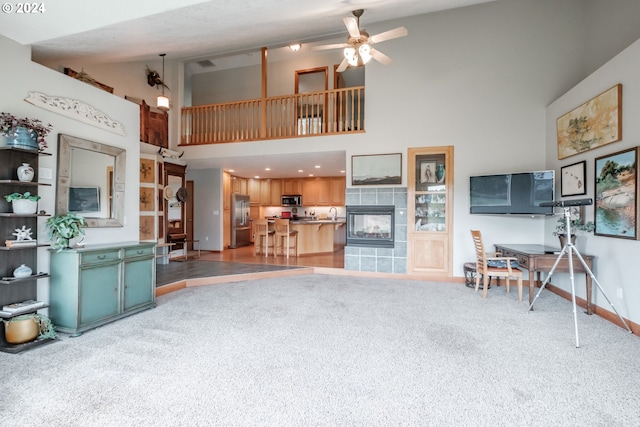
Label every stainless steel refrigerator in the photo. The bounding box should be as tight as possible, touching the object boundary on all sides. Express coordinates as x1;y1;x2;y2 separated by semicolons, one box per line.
230;193;251;248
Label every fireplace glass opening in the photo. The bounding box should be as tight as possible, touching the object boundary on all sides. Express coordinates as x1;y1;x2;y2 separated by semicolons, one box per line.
346;205;395;248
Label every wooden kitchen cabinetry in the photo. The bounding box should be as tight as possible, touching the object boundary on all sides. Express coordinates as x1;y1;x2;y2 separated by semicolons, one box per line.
330;177;346;205
49;242;156;336
270;179;282;205
260;179;271;206
0;147;52;353
282;179;301;195
407;146;454;277
248;178;260;205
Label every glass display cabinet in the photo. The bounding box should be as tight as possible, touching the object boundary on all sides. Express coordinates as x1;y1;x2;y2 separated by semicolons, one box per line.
407;146;453;276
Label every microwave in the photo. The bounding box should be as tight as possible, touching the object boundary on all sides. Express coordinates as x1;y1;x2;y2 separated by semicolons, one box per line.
281;195;302;206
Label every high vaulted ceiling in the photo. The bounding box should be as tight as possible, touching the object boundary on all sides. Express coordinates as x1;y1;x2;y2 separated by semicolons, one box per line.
0;0;495;64
0;0;495;179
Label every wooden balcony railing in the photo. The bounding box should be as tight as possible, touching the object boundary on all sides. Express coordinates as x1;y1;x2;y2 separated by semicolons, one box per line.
180;86;364;145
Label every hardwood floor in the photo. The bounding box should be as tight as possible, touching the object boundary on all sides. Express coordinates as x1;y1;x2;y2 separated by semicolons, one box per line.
196;244;344;269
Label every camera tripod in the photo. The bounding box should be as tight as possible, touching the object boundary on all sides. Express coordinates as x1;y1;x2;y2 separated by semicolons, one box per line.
530;201;632;347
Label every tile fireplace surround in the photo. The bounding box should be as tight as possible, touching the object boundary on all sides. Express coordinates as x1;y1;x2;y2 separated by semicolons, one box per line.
344;187;407;273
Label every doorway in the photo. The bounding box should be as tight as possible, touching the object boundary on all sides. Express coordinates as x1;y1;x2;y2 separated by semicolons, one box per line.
295;67;328;135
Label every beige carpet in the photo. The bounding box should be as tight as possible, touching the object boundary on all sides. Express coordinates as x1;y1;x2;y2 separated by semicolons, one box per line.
1;274;639;426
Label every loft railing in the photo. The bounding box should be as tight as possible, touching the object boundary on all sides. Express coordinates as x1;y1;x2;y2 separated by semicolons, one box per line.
180;86;364;145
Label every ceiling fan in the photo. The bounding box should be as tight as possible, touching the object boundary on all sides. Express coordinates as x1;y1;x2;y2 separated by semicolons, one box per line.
314;9;408;72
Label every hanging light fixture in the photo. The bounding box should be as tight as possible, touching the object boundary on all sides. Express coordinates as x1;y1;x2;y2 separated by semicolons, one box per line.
156;53;170;111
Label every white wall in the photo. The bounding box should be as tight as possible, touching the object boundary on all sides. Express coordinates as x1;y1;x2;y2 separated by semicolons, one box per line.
545;38;640;325
0;35;140;303
187;168;223;251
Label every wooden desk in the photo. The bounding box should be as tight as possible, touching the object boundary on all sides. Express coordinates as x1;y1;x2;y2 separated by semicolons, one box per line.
494;244;595;314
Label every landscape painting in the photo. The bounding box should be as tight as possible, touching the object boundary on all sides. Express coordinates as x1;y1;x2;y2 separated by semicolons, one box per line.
594;147;637;239
352;153;402;185
556;84;622;159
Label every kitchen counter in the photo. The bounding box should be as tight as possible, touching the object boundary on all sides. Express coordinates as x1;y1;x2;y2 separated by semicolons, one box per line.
288;219;346;255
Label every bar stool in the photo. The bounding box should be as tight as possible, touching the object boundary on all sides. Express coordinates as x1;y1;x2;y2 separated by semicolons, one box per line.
274;218;298;258
253;219;274;256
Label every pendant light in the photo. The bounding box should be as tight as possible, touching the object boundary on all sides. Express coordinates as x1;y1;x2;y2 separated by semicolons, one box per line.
156;53;170;111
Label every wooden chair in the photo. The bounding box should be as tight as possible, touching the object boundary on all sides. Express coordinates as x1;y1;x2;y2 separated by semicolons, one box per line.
274;218;298;258
470;230;523;301
253;219;274;257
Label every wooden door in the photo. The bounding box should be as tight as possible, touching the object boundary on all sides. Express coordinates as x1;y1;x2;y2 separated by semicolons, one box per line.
407;146;454;277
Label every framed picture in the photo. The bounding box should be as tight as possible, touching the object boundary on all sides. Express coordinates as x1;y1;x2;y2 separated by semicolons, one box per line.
594;147;638;239
139;215;155;241
140;158;155;183
351;153;402;185
561;161;586;196
420;161;437;184
556;84;622;159
139;187;155;211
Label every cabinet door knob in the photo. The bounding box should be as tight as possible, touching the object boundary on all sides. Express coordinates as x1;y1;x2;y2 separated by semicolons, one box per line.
98;255;106;260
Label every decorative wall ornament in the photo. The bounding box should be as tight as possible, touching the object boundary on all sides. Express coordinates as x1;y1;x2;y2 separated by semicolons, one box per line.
24;91;126;136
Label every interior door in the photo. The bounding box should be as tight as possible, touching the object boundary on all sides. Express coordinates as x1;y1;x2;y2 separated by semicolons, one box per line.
295;67;328;134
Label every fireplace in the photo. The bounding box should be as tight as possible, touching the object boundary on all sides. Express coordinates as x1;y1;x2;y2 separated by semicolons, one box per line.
346;205;395;248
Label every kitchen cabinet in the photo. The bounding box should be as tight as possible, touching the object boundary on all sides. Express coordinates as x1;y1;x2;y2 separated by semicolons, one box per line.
248;178;260;205
0;147;52;353
301;178;317;206
282;179;301;195
407;146;453;276
270;179;282;206
49;242;156;336
260;179;271;206
232;176;247;194
330;177;346;205
316;178;331;206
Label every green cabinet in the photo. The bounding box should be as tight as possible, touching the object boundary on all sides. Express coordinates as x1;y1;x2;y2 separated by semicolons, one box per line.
49;242;155;335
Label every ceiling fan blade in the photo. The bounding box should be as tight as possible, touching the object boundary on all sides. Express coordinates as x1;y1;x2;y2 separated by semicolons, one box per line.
370;48;392;65
369;26;408;44
312;43;348;51
336;58;349;73
343;16;361;38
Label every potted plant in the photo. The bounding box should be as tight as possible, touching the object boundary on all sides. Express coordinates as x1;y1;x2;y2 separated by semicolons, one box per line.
4;191;41;214
46;213;88;251
3;313;57;344
0;112;53;152
553;216;595;247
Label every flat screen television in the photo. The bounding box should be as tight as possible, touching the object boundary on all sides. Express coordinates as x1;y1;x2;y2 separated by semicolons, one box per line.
470;170;555;215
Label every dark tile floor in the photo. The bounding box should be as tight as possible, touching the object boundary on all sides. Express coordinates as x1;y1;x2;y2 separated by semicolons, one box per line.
155;259;304;287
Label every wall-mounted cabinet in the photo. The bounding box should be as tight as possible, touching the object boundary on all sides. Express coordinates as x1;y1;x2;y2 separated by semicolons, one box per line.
282;179;301;195
0;147;52;353
407;146;454;277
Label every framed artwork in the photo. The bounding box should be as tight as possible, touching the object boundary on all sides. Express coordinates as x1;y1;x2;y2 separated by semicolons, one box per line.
556;84;622;159
351;153;402;185
594;147;638;239
139;187;155;211
139;215;155;241
140;158;155;183
561;161;586;196
420;161;437;184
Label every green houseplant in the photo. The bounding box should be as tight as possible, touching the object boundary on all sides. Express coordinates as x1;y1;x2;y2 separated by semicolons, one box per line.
0;112;53;152
46;213;88;251
4;191;41;214
553;216;595;246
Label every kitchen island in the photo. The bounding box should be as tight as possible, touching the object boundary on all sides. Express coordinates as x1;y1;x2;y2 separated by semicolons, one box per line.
289;219;346;255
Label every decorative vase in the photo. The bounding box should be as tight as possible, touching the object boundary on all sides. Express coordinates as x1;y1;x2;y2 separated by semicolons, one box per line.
17;163;34;182
0;127;39;152
435;164;445;183
4;317;39;344
13;264;33;278
11;199;38;214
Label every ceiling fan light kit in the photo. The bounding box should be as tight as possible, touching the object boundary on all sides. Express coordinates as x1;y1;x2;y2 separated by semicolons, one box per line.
315;9;407;73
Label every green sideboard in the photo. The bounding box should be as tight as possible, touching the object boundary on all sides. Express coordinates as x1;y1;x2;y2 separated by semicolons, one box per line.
49;242;156;335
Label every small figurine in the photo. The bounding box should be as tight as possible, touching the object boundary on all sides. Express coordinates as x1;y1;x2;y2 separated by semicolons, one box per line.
12;225;34;242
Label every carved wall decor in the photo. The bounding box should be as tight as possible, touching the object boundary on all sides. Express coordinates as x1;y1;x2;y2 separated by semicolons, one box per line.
25;91;126;136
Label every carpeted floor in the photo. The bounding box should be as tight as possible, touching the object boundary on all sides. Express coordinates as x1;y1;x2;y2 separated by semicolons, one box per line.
2;274;639;426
